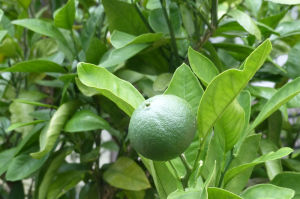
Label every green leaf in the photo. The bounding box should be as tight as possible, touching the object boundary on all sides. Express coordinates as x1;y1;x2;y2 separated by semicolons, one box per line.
225;134;261;193
102;0;148;35
77;63;145;116
224;147;293;185
47;170;85;199
14;99;58;109
215;99;245;152
64;110;110;132
153;73;173;92
30;101;79;159
228;9;261;40
6;120;45;132
9;91;46;134
207;187;242;199
235;91;251;147
260;139;282;180
38;149;72;199
81;5;104;51
53;0;75;29
165;63;204;114
197;39;272;140
271;172;300;198
250;77;300;131
2;60;66;73
100;44;148;69
17;0;32;9
103;157;151;191
167;189;201;199
12;19;73;59
201;134;224;185
6;152;48;181
141;157;177;199
148;4;181;35
0;148;17;176
286;42;300;78
111;30;163;49
188;47;219;85
0;30;7;42
85;37;107;64
267;0;300;5
241;184;295;199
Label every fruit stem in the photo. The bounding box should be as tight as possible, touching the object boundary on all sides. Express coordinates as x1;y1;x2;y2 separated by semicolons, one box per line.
168;160;184;190
179;154;192;188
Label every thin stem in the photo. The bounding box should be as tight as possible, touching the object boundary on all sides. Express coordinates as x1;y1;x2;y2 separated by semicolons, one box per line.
132;0;154;33
180;154;192;173
218;149;234;187
168;160;182;182
179;154;192;188
159;0;180;69
186;0;213;31
211;0;218;28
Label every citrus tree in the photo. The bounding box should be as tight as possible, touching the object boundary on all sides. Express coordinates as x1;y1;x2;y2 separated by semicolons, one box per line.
0;0;300;198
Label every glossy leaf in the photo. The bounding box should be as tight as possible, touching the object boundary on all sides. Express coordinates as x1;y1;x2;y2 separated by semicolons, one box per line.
141;158;178;199
148;4;181;35
207;187;242;199
6;152;48;181
38;149;71;199
250;77;300;131
111;30;163;49
202;134;224;185
14;99;58;109
9;91;46;134
165;64;204;114
241;184;295;199
260;139;282;180
6;120;45;132
167;189;201;199
267;0;300;4
229;9;261;40
47;170;85;199
215;100;245;152
188;47;219;85
235;91;251;148
153;73;173;92
100;44;148;69
64;110;110;132
286;42;300;78
77;63;145;116
225;134;261;193
31;101;79;159
2;60;66;73
53;0;75;29
197;39;271;139
0;148;17;176
102;0;148;35
224;147;293;185
12;19;73;58
271;172;300;198
103;157;151;191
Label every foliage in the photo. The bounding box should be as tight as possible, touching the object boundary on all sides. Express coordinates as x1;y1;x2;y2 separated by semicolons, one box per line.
0;0;300;198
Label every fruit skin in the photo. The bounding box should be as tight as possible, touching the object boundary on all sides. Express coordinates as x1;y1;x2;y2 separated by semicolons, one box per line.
128;95;196;161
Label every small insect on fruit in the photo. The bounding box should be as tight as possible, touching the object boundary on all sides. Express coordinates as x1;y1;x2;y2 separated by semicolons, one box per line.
128;95;196;161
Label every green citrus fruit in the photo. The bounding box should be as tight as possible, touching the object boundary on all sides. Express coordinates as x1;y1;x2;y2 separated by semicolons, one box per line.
128;94;196;161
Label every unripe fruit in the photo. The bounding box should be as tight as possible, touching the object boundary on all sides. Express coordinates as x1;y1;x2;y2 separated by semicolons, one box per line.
128;95;196;161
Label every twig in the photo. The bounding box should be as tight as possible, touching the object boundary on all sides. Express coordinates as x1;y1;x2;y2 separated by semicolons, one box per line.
159;0;180;69
131;0;154;33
